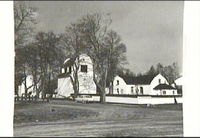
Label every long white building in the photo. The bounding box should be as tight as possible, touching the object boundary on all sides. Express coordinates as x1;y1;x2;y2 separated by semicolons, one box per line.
112;74;177;95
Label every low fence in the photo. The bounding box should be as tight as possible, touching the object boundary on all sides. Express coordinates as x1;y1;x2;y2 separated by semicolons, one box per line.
137;96;182;104
14;95;50;102
75;94;183;105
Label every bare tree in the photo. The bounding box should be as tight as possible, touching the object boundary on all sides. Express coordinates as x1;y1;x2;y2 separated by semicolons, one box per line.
76;13;126;103
104;30;127;94
61;23;87;98
162;62;181;84
76;13;111;103
61;13;127;103
14;1;37;49
34;32;64;98
26;45;42;98
15;47;35;97
14;1;37;96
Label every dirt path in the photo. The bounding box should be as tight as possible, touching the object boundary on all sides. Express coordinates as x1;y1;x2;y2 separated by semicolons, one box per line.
14;118;182;137
14;101;183;137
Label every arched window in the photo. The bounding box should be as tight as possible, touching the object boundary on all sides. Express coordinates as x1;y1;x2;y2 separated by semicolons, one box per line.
64;67;67;73
81;65;87;72
158;79;161;84
61;68;65;73
117;80;119;85
140;87;143;95
69;66;72;73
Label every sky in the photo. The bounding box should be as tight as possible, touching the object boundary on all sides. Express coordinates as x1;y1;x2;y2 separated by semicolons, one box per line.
27;1;184;74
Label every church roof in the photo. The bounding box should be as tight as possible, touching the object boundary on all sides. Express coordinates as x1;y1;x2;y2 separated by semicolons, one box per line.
62;53;90;67
63;55;77;67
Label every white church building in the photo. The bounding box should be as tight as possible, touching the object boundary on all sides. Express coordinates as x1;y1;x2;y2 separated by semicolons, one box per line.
56;54;96;98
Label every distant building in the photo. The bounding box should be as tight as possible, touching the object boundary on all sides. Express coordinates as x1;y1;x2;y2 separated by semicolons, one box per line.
112;74;178;95
174;76;183;95
174;76;183;86
17;75;37;97
56;54;96;98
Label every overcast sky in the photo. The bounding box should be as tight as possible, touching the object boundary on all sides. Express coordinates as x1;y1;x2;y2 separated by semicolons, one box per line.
27;1;184;74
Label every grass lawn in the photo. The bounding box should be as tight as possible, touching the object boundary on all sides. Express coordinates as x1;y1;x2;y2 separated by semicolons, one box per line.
14;100;183;137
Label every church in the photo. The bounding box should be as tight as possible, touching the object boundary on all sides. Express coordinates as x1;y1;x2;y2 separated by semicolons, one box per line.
56;54;96;98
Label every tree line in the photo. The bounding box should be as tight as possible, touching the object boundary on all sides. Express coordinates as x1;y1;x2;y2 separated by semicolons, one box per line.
145;62;181;84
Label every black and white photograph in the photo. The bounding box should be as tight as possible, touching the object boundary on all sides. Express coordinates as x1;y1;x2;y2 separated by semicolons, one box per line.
1;1;200;137
13;1;183;137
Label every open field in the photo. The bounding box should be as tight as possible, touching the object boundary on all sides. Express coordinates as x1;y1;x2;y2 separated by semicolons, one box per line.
14;100;183;137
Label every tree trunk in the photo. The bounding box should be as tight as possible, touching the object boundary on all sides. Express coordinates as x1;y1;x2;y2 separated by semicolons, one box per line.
24;77;28;97
100;69;107;103
74;73;79;97
73;85;78;98
25;88;28;97
70;62;79;98
41;77;46;99
109;81;113;94
93;78;106;103
100;89;106;103
36;85;40;99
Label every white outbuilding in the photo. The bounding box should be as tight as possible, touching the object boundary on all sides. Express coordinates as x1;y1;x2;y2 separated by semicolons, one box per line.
174;76;183;95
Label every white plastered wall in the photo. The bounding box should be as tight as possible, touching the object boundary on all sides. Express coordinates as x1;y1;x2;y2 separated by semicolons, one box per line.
57;77;73;98
113;76;127;94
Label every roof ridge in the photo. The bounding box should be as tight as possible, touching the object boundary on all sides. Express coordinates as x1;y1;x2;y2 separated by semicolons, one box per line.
118;74;159;85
